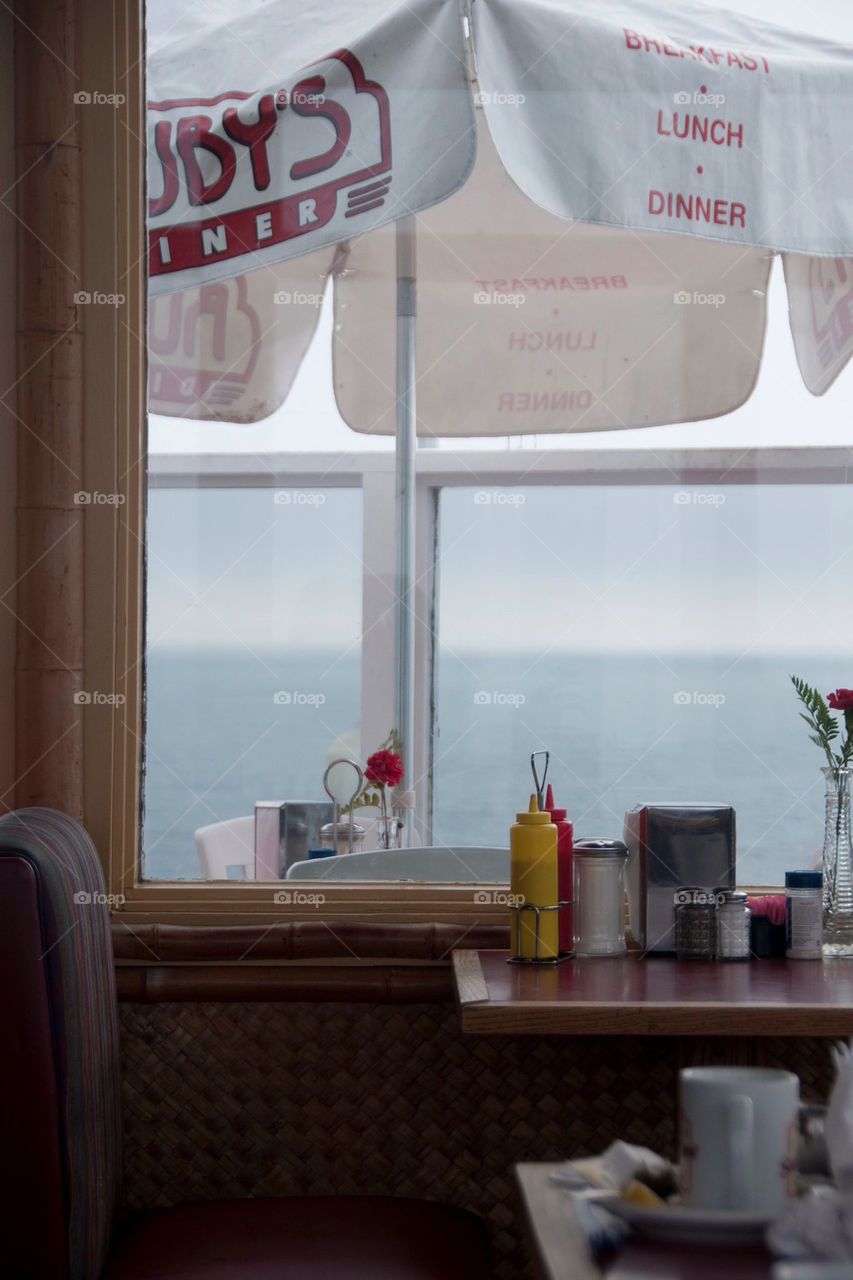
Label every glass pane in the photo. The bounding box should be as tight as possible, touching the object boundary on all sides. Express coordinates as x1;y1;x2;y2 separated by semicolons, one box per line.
142;485;362;879
433;482;853;886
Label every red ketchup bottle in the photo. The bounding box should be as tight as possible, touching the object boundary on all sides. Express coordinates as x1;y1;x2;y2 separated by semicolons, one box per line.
544;783;574;955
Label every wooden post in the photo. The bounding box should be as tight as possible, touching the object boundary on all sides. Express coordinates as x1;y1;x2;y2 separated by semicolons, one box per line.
14;0;85;816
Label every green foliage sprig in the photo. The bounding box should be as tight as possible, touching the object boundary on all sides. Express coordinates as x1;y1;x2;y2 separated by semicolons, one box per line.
791;675;853;774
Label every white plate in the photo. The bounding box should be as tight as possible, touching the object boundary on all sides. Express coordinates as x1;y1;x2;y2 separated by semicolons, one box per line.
600;1196;775;1246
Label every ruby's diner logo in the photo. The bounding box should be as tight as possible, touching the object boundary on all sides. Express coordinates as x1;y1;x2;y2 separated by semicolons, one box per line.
807;257;853;371
148;275;262;413
147;50;391;278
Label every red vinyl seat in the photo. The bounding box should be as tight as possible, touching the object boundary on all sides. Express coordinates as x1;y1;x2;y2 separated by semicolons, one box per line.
0;809;492;1280
106;1196;489;1279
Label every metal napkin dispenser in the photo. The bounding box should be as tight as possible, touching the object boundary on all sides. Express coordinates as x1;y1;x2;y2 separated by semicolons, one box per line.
623;804;736;951
254;801;334;878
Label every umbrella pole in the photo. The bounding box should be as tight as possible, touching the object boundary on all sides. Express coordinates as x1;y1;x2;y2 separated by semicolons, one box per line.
394;216;417;848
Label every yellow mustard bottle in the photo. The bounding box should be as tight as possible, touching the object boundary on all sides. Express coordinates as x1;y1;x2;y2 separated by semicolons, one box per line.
510;794;559;960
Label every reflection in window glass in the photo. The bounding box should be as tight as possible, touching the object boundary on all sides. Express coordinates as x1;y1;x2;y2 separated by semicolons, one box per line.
142;486;362;879
432;484;853;885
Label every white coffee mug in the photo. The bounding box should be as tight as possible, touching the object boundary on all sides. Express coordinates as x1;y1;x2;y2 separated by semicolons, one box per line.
678;1067;799;1212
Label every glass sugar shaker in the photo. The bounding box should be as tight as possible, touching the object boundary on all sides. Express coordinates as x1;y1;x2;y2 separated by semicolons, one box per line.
675;887;716;959
715;887;750;960
572;838;629;957
319;820;365;855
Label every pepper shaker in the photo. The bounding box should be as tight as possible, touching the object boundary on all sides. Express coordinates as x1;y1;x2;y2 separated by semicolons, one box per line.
675;887;716;960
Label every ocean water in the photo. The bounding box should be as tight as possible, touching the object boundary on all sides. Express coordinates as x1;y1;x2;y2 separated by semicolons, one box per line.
432;648;835;887
143;646;836;885
142;648;361;879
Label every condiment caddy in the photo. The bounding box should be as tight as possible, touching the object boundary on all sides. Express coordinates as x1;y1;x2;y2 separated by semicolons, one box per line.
508;753;574;963
505;756;826;965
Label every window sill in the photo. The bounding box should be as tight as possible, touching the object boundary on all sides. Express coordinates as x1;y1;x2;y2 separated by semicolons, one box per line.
109;881;516;927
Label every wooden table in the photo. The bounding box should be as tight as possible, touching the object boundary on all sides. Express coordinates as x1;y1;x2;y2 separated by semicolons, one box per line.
454;948;853;1035
515;1163;773;1280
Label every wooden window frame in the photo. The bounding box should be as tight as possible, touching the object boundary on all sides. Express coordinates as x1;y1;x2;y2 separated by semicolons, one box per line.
71;1;848;931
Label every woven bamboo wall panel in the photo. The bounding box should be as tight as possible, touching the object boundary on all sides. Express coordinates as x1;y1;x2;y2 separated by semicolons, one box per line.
118;1003;836;1280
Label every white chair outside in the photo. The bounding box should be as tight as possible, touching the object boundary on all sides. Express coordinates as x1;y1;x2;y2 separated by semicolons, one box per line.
194;815;256;879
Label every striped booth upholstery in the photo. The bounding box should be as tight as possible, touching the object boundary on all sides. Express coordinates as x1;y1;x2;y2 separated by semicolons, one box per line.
0;809;493;1280
0;808;122;1280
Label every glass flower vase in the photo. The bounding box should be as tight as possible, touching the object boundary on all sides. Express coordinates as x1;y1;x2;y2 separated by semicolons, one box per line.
376;814;403;851
822;766;853;956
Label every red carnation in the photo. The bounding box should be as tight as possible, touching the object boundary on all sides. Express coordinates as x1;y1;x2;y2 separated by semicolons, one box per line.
364;748;404;788
828;689;853;711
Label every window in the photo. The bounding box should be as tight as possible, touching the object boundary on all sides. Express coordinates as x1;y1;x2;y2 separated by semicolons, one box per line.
139;238;853;896
433;476;853;886
83;0;853;922
142;441;853;892
143;482;362;879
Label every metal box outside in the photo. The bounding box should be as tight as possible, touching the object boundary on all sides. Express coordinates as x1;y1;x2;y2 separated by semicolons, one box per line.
254;800;334;878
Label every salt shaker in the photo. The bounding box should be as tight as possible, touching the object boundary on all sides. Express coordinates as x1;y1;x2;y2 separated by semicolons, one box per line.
572;838;628;956
715;887;750;960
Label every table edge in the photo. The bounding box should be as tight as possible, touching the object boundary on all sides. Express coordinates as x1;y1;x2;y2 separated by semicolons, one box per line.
514;1162;599;1280
452;948;853;1036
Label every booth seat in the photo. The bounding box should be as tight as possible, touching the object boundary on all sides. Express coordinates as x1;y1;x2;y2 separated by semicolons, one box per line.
0;808;492;1280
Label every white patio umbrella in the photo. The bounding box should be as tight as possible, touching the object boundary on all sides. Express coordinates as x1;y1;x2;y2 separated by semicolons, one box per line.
146;0;853;833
